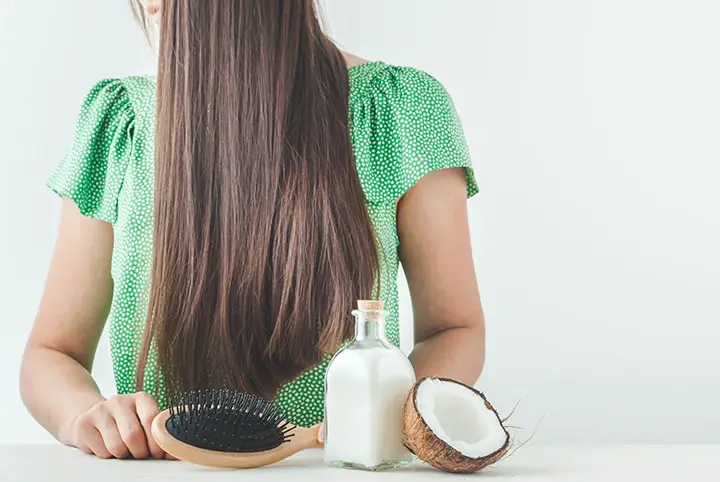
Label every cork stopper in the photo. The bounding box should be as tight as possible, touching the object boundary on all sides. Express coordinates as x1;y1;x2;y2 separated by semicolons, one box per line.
358;300;384;311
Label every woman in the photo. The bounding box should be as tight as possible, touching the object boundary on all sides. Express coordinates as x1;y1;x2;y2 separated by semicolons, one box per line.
20;0;485;460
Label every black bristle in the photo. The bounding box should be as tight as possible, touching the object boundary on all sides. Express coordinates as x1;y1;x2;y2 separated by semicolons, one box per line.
165;389;295;453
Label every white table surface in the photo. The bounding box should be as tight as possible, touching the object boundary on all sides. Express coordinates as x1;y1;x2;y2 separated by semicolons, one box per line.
1;445;718;481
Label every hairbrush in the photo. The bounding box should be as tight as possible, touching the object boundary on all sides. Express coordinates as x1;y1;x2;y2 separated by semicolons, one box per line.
151;389;322;468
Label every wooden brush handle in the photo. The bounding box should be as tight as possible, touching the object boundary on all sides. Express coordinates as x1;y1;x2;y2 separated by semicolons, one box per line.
151;409;323;469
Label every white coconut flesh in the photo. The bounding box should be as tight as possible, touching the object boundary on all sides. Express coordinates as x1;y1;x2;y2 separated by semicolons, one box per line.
415;378;507;459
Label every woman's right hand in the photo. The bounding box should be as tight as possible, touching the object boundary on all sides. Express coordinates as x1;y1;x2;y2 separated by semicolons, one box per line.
20;202;174;460
66;392;166;459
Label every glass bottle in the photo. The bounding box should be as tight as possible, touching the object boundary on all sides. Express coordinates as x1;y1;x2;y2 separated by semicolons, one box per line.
323;300;417;470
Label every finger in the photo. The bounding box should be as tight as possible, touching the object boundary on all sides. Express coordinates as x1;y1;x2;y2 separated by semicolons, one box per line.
75;440;93;456
74;415;112;459
134;392;165;459
84;427;113;459
93;411;130;459
112;403;150;460
164;452;178;461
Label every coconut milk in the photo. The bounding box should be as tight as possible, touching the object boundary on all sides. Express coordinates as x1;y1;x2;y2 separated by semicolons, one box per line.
324;300;416;470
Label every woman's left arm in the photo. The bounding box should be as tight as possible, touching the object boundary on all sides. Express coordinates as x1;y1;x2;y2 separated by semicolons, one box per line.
398;167;485;386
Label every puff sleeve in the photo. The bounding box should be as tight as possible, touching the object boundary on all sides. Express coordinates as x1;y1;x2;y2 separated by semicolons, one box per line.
47;79;134;224
350;66;478;204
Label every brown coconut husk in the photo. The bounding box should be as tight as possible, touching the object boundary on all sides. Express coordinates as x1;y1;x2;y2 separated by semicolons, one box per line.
402;377;511;474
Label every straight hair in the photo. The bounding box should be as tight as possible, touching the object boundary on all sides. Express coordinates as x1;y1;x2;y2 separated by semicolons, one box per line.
136;0;379;400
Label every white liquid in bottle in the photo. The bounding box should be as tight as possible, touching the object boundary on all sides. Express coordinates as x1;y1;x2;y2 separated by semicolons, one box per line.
324;300;417;470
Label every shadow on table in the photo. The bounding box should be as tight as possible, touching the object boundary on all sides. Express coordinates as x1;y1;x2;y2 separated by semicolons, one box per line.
177;459;568;478
411;462;568;478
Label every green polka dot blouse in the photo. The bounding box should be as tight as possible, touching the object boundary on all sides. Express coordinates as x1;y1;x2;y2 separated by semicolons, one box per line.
47;61;478;427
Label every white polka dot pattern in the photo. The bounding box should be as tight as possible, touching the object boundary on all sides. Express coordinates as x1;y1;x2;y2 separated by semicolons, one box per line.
47;61;478;427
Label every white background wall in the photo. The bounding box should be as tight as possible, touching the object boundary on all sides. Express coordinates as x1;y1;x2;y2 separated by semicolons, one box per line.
0;0;718;445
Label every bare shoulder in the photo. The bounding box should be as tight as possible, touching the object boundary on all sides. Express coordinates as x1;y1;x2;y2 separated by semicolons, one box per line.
341;51;373;69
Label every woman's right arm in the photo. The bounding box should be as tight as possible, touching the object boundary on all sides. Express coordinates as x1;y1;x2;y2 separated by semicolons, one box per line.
20;199;164;459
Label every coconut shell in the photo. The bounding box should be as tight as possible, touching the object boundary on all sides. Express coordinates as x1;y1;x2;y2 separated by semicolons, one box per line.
402;377;510;474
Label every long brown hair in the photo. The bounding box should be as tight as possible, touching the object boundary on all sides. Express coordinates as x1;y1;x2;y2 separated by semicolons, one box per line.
136;0;379;400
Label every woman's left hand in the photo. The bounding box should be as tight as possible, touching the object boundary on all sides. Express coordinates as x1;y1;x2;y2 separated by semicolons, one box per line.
316;421;324;445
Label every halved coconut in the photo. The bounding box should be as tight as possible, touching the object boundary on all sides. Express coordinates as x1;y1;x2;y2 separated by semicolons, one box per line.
403;377;510;473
